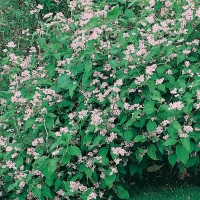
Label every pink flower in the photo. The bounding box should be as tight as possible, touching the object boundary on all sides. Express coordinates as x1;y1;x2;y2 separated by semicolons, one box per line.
6;146;13;152
57;189;65;196
168;101;184;110
145;64;157;75
114;79;123;87
196;103;200;109
196;7;200;18
111;147;127;156
37;4;43;9
146;15;154;23
183;125;193;133
155;78;164;85
165;1;172;7
30;9;38;14
134;75;145;85
19;181;25;189
110;167;118;175
52;149;60;156
6;42;16;48
60;127;69;133
88;192;97;200
90;109;103;126
43;12;53;19
78;110;88;119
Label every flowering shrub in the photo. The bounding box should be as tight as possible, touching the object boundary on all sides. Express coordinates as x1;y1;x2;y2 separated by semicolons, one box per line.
0;0;200;199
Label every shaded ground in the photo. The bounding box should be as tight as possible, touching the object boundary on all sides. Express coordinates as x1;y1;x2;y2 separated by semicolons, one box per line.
129;163;200;199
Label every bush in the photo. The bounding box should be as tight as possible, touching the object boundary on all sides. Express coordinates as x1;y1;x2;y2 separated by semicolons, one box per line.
0;0;200;199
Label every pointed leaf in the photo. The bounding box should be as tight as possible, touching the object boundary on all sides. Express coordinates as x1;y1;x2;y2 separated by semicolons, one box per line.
180;138;190;153
147;144;158;160
168;154;177;167
124;129;133;141
114;185;130;199
163;138;177;146
147;121;157;132
147;164;164;172
68;146;81;156
107;6;119;21
176;144;189;164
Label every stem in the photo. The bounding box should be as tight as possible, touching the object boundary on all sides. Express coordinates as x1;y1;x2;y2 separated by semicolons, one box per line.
43;118;49;153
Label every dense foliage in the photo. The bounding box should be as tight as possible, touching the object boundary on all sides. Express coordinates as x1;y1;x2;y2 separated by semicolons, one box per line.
0;0;200;199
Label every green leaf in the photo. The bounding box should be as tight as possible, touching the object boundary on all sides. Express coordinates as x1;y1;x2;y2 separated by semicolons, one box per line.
53;53;61;60
68;146;81;156
172;2;180;12
42;185;52;198
147;164;164;172
16;157;23;168
125;9;135;18
1;57;9;65
82;62;92;84
147;121;157;132
163;138;177;146
46;174;55;187
165;75;175;84
78;164;92;178
132;110;141;119
7;181;18;192
146;46;160;63
46;63;55;77
143;101;156;115
32;187;41;198
157;84;166;92
119;113;127;125
55;179;61;191
177;54;185;65
24;117;35;130
48;159;57;176
69;84;77;98
87;17;99;28
114;185;130;199
125;119;133;127
83;133;93;145
157;66;166;76
129;163;137;175
180;138;190;153
45;116;54;130
168;154;177;167
147;144;158;160
147;80;155;91
37;37;46;48
107;6;119;21
88;135;105;150
173;121;182;131
176;144;189;164
72;173;84;182
58;35;70;44
61;154;71;166
186;156;197;168
105;173;116;189
124;129;133;141
98;147;109;157
109;60;117;70
133;135;146;142
58;74;73;90
185;23;193;39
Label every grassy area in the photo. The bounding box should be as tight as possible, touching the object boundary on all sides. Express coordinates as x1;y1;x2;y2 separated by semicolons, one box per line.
129;164;200;200
131;185;200;200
